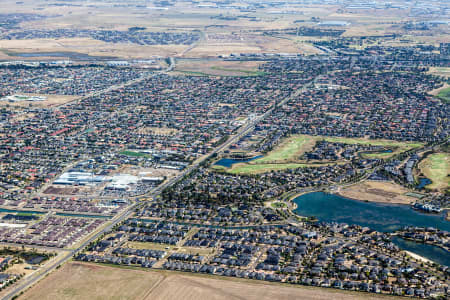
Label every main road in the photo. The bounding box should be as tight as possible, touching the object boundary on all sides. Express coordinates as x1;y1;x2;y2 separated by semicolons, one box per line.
2;61;312;300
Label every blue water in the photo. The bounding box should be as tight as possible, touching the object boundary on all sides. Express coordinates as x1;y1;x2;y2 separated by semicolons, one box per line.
417;178;432;189
0;208;111;219
0;208;45;215
214;155;263;168
55;212;112;219
293;192;449;232
391;236;450;267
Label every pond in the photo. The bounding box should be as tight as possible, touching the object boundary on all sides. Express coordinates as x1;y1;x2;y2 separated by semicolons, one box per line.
55;212;112;219
0;207;45;215
293;192;449;232
417;178;432;189
214;155;263;168
391;236;450;267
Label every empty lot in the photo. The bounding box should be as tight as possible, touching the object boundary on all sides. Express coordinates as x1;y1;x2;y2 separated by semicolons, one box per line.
21;262;404;300
20;262;164;300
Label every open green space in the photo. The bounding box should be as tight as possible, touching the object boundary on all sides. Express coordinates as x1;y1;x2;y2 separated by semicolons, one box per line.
322;136;423;150
254;135;317;163
214;135;424;175
127;241;173;251
437;86;450;103
271;202;287;209
211;66;265;76
254;135;423;164
362;151;396;159
321;137;423;158
177;70;210;76
419;153;449;191
228;163;311;175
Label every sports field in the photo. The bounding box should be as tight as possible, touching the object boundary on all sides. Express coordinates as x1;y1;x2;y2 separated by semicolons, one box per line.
419;153;449;191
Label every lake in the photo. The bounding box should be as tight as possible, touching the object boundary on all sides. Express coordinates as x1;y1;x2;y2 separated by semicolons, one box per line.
293;192;449;232
391;236;450;267
214;155;263;168
293;192;450;265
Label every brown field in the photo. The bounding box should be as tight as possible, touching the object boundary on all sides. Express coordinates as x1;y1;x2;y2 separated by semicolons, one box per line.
0;94;77;108
185;34;305;58
0;38;188;60
121;166;180;179
146;274;404;300
3;0;443;60
20;262;164;300
338;181;415;205
126;241;214;256
10;112;35;122
126;241;174;251
21;262;404;300
175;60;263;76
43;186;81;195
136;127;179;135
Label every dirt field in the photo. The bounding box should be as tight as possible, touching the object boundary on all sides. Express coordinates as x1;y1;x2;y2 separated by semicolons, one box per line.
43;186;81;195
0;94;77;108
338;181;415;205
20;262;404;300
136;127;179;135
20;262;164;300
175;60;264;76
0;38;188;60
